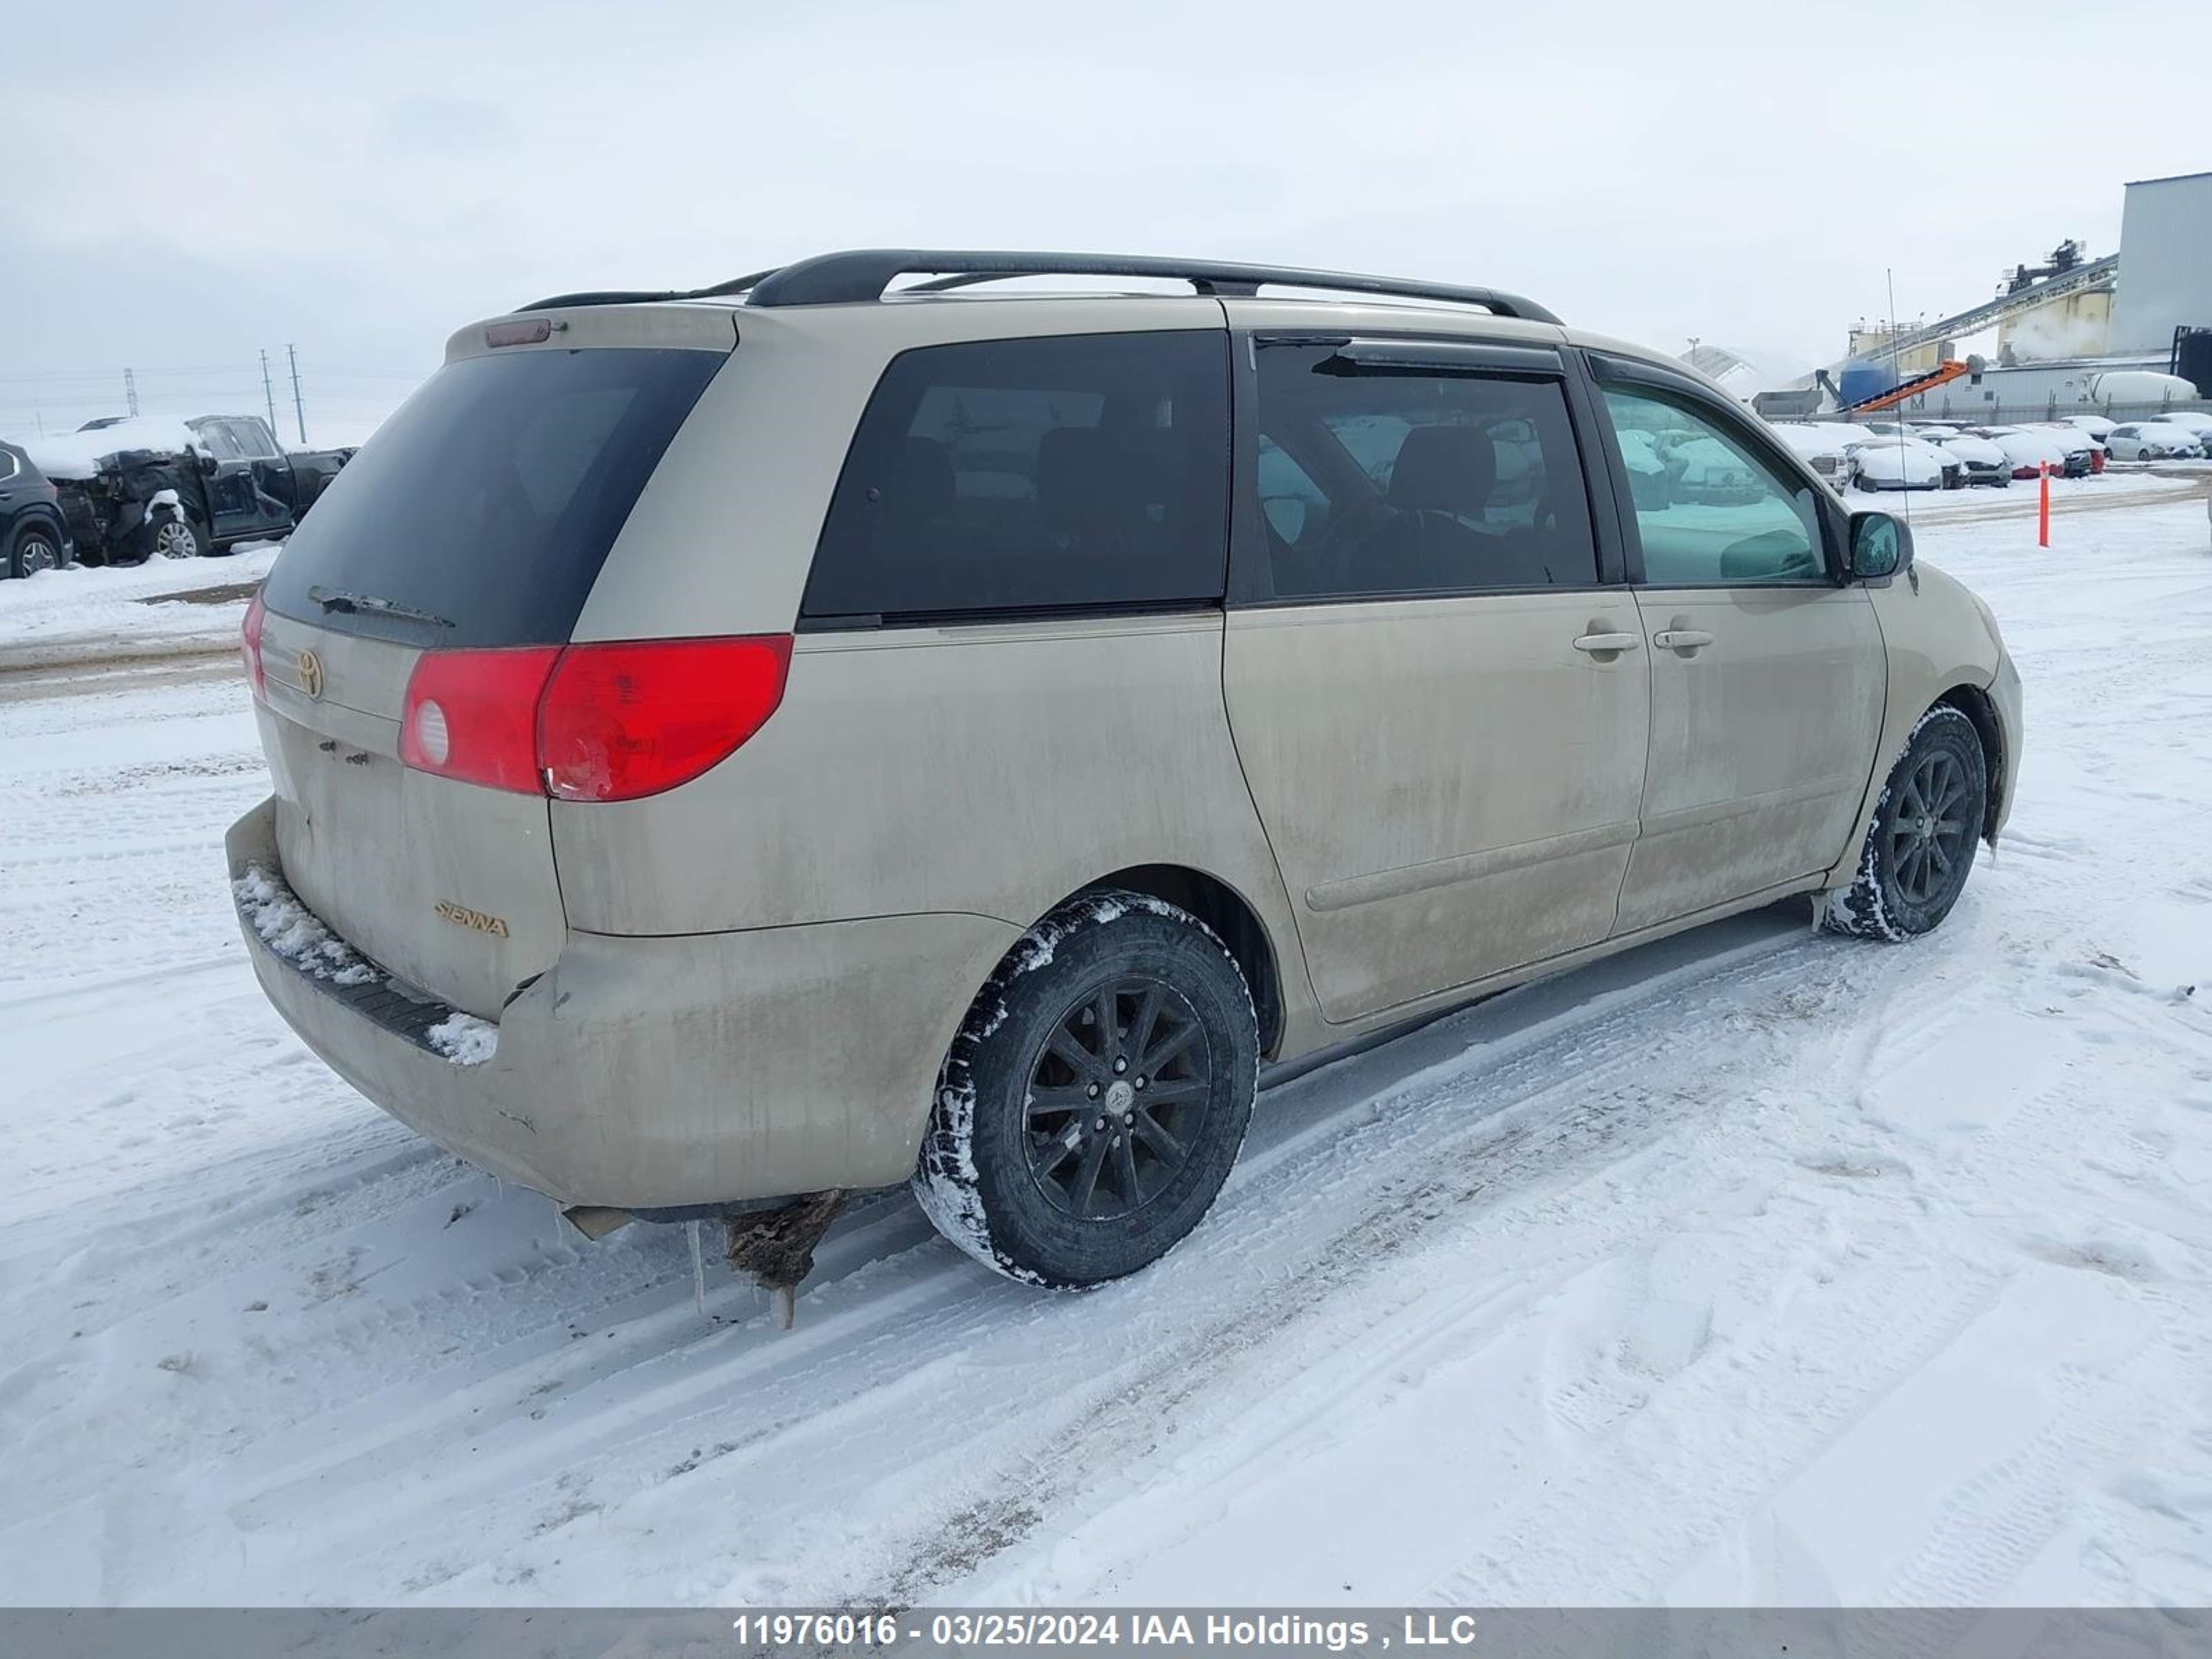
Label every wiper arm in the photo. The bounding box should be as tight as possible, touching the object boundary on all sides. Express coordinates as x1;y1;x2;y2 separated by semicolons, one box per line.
307;585;453;629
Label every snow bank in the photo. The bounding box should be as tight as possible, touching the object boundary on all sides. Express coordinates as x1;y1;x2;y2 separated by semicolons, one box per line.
0;543;281;658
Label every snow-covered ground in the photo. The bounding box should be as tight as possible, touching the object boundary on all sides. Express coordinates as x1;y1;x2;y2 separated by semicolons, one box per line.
0;543;279;670
3;487;2211;1608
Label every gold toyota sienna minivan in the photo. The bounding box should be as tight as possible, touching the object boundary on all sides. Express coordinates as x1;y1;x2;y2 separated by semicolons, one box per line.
229;249;2021;1295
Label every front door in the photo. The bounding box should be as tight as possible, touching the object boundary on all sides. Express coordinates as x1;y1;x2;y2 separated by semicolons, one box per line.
1223;338;1649;1024
1592;374;1887;932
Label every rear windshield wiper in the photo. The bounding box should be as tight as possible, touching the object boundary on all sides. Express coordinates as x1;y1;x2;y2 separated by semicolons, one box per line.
307;586;454;630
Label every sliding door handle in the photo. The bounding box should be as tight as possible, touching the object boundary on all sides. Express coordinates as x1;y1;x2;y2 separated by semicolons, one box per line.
1572;631;1640;655
1652;628;1716;654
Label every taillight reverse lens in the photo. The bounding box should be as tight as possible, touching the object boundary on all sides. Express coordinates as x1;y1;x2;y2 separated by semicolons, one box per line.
399;646;562;794
396;635;791;802
241;592;267;701
540;636;792;802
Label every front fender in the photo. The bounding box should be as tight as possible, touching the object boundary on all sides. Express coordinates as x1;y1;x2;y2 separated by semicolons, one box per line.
1824;559;2014;885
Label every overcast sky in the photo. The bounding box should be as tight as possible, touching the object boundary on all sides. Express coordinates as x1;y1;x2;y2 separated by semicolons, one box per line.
2;1;2199;443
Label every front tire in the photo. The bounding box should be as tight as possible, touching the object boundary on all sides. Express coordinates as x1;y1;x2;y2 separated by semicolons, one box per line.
913;892;1259;1288
145;509;207;562
1823;704;1987;941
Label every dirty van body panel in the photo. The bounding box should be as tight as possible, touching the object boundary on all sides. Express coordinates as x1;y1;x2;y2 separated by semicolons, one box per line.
250;320;729;1022
550;614;1304;995
1826;559;2016;883
1225;593;1649;1024
1614;584;1886;933
253;612;566;1022
229;799;1017;1206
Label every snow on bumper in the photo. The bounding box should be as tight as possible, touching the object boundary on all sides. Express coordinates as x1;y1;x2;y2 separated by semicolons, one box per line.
226;796;1019;1210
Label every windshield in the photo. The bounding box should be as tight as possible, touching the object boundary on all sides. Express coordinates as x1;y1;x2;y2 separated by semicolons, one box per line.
261;346;723;647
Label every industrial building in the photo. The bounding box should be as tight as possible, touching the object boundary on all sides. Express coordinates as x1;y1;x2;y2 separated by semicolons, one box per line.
1714;172;2212;424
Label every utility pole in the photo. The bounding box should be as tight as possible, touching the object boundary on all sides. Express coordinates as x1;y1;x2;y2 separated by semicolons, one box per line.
261;349;279;435
287;344;306;444
124;368;139;417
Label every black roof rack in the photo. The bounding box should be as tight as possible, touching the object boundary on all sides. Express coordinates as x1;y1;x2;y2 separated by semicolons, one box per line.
518;251;1559;324
745;250;1559;323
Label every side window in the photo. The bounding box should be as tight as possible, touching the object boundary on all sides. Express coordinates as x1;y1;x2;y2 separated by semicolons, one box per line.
1600;386;1826;585
191;420;244;461
804;330;1228;621
1252;343;1599;601
230;418;282;460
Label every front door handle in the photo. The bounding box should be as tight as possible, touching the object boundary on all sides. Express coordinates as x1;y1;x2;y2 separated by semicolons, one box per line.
1572;631;1640;655
1652;628;1716;655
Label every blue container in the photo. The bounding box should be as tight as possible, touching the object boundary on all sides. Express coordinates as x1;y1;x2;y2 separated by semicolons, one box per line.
1837;357;1897;409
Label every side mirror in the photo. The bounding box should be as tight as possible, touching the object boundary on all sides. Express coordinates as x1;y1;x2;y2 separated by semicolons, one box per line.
196;452;222;476
1849;510;1914;581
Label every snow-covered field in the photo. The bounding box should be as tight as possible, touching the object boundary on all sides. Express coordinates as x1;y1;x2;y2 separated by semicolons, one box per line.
3;485;2211;1609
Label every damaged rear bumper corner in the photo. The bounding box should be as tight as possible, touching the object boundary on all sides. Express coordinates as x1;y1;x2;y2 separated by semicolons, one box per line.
225;795;1020;1212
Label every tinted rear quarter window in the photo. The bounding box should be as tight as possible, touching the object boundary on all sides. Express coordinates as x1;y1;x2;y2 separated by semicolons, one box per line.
260;347;722;647
803;330;1230;622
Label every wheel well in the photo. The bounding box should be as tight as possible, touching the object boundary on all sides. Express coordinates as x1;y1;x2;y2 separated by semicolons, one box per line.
10;511;63;550
1936;684;2005;842
1080;865;1286;1059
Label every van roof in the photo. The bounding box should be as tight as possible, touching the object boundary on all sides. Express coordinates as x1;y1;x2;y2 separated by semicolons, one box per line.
518;247;1562;327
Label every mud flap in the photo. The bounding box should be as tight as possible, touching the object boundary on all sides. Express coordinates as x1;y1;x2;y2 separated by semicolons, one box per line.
724;1189;850;1329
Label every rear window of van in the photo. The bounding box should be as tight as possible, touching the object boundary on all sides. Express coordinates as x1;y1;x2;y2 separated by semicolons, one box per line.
260;347;722;646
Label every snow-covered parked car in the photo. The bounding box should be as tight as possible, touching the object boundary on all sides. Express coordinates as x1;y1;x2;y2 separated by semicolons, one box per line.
1765;421;1859;492
2155;411;2212;445
2030;424;2098;476
22;414;354;566
1654;430;1765;503
2102;422;2204;462
1978;427;2076;478
1864;424;1967;489
2061;413;2117;440
1849;433;1949;491
1611;427;1674;508
1923;430;2012;487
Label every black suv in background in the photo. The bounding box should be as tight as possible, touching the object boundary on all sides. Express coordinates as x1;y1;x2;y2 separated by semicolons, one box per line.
1;441;73;579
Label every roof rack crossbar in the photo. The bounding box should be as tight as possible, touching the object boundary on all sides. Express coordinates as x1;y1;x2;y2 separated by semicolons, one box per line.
742;250;1560;324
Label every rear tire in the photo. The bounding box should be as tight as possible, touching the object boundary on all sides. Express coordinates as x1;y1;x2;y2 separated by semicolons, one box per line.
1822;704;1987;941
913;891;1259;1288
8;525;64;579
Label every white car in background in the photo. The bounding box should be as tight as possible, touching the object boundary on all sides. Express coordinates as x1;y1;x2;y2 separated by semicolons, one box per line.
2104;422;2204;462
1765;421;1860;492
2157;411;2212;444
2061;413;2118;440
1849;432;1949;491
1924;430;2012;487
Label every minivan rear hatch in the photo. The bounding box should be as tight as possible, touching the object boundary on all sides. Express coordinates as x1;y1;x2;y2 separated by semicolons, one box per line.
250;317;729;1020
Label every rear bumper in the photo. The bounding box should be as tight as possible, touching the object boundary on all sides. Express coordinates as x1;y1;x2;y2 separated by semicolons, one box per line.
227;797;1018;1208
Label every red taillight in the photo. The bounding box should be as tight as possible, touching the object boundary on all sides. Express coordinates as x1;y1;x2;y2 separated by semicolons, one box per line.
241;592;267;702
397;635;791;802
540;636;792;802
399;646;562;794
